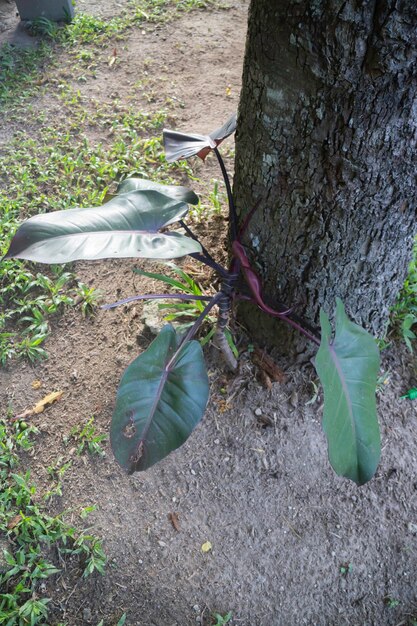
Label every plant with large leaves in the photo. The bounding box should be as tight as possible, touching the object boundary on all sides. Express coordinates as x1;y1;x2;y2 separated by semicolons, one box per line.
3;114;381;484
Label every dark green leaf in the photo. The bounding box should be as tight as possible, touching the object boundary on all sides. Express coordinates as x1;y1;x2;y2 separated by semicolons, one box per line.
4;190;201;263
314;298;380;485
117;177;199;205
111;325;209;473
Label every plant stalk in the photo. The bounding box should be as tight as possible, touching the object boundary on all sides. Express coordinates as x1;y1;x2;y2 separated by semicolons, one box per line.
179;220;228;277
213;146;237;241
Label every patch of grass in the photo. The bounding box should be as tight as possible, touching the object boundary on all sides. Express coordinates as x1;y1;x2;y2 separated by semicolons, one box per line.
191;178;227;219
0;106;189;364
0;0;220;365
0;419;106;625
0;42;55;106
390;243;417;351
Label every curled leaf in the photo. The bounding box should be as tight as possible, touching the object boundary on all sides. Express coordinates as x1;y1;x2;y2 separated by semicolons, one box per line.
117;177;199;205
163;114;236;162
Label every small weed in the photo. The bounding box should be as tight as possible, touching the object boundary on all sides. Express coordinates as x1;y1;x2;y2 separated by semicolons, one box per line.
400;313;417;352
192;179;226;219
64;418;107;457
376;371;391;394
211;612;233;626
134;262;239;356
208;179;225;214
339;562;353;576
74;282;101;316
134;262;218;340
384;596;400;609
44;456;72;500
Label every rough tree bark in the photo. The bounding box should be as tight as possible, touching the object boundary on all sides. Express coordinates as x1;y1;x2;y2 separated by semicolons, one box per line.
234;0;417;356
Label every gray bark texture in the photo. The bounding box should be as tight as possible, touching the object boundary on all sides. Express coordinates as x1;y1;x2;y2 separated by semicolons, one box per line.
234;0;417;355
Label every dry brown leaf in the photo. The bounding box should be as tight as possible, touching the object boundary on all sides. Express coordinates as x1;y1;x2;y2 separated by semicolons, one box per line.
258;369;273;391
252;347;287;383
13;391;64;421
33;391;63;414
7;515;21;530
168;512;180;532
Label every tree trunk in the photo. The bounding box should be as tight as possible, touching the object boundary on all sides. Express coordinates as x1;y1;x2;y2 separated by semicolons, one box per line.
234;0;417;356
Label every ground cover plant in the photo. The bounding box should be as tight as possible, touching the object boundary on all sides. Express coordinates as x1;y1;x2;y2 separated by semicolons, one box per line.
0;418;106;626
4;115;381;486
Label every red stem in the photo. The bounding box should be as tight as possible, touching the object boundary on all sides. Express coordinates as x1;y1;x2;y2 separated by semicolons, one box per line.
232;241;320;346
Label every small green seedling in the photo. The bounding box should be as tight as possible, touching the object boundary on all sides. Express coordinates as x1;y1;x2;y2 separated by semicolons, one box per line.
384;596;400;609
75;282;101;316
44;456;72;500
212;612;233;626
340;562;353;576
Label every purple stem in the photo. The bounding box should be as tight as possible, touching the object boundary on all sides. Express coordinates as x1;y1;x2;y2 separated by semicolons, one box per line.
179;220;229;277
244;296;320;346
213;146;237;241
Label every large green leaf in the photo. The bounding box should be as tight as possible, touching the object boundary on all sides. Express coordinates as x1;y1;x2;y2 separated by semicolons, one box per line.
111;324;209;473
4;190;201;264
314;299;380;485
117;177;199;205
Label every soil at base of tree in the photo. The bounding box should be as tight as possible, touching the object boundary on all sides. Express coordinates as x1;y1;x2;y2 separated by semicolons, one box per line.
0;1;417;624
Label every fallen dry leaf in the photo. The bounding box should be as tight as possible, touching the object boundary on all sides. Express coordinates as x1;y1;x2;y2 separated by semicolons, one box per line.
33;391;64;414
109;48;117;67
7;515;21;530
252;347;287;383
168;512;180;532
258;369;273;391
31;380;42;390
13;391;64;422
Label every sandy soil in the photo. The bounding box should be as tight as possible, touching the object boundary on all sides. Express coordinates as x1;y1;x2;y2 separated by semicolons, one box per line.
1;1;417;625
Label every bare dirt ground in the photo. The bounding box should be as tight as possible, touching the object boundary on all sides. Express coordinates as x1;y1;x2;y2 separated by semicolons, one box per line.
1;1;417;625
